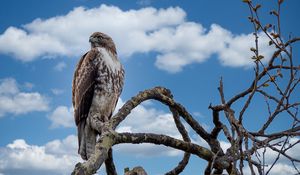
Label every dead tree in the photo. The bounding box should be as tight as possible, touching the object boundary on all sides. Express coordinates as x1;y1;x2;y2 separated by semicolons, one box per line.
72;1;300;174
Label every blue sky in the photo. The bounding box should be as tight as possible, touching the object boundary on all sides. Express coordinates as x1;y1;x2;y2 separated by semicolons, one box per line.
0;0;299;175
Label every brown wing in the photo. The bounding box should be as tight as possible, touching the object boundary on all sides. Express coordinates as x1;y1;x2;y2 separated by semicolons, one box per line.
72;52;86;108
72;50;97;126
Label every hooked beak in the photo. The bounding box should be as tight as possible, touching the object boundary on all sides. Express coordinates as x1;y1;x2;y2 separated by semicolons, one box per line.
89;37;93;43
89;36;98;43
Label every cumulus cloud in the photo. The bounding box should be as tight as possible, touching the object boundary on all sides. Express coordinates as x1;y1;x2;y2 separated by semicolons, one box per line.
0;5;274;72
0;78;49;117
115;99;181;137
114;99;185;157
0;5;184;61
244;162;300;175
0;27;67;61
44;135;78;156
256;137;300;174
0;135;81;175
265;163;300;175
48;106;74;128
218;31;274;67
221;138;300;175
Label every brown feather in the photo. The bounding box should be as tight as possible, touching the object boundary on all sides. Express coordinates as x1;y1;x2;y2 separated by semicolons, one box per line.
72;50;98;126
72;52;87;107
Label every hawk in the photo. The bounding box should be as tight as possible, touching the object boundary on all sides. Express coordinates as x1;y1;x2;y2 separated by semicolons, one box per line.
72;32;124;160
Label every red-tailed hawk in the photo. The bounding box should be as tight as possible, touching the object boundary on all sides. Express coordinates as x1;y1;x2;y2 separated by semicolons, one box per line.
72;32;124;160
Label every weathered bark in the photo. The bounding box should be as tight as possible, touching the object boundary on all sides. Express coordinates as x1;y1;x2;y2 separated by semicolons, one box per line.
72;128;117;175
165;107;190;175
105;149;117;175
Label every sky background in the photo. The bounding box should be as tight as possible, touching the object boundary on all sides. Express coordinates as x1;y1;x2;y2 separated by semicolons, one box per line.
0;0;299;175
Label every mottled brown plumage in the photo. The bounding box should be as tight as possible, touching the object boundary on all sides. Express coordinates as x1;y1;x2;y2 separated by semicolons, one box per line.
72;32;124;160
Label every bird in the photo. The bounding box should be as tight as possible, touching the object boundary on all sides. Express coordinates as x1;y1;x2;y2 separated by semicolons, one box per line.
72;32;124;160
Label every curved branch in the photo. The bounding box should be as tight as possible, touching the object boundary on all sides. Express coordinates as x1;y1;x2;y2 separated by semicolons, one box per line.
71;130;222;175
111;87;211;142
115;132;233;170
165;107;191;175
115;132;215;162
111;87;172;129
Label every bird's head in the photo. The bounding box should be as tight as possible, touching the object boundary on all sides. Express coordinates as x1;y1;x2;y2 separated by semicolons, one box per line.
89;32;117;54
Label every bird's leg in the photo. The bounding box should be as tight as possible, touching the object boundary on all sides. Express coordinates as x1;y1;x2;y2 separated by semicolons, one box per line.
87;112;105;134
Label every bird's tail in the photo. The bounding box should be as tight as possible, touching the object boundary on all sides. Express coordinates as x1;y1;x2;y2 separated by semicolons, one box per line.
77;119;87;160
78;117;97;160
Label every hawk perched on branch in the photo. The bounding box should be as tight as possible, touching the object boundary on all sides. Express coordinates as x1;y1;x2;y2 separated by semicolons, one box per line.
72;32;124;160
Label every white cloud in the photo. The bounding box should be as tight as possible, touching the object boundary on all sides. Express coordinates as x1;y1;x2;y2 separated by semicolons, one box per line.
48;106;74;128
54;62;67;71
115;99;181;137
0;135;81;175
0;78;49;117
154;24;274;72
44;135;78;156
0;5;274;72
0;78;19;95
218;32;274;67
0;5;184;61
221;138;300;175
258;137;300;175
114;99;184;157
266;163;300;175
244;163;300;175
114;98;216;157
253;137;300;167
0;27;67;61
